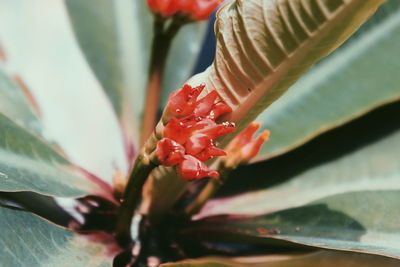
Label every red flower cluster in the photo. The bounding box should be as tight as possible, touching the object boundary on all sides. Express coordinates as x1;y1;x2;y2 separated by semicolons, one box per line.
156;84;235;181
224;122;270;167
146;0;223;21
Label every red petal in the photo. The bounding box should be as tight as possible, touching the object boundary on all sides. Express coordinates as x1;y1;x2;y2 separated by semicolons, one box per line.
185;134;227;161
156;138;185;166
185;134;212;155
229;122;261;148
164;117;206;144
191;0;222;20
241;130;270;160
146;0;158;11
197;121;236;139
166;84;204;117
194;90;218;117
195;146;226;161
178;155;219;181
207;102;232;120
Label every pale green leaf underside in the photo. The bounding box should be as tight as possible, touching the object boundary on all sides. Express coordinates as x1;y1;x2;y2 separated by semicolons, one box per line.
162;251;400;267
0;113;102;197
0;206;112;266
65;0;206;143
189;191;400;259
0;0;129;182
188;0;386;143
0;69;42;135
256;0;400;159
200;127;400;217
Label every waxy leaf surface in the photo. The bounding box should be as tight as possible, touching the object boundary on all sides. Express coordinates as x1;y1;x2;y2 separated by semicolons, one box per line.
256;0;400;159
162;251;400;267
0;0;128;182
0;113;105;197
188;0;386;138
200;126;400;216
184;191;400;259
0;205;113;266
66;0;207;150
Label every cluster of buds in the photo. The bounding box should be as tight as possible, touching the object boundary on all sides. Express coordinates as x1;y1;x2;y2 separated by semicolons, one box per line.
146;0;223;21
155;84;235;181
223;122;270;168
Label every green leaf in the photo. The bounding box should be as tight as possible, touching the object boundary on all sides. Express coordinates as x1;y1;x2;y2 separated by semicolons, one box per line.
162;251;400;267
199;125;400;216
65;0;207;145
183;191;400;259
0;69;42;135
0;205;113;266
0;0;129;181
256;0;400;159
0;113;105;197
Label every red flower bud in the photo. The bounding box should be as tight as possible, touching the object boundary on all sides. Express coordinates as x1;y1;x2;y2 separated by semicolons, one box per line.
196;121;236;140
180;0;223;20
194;90;219;117
240;130;270;160
185;134;226;161
160;84;234;181
166;84;205;118
164;117;204;144
156;138;185;166
207;102;232;120
178;155;218;181
147;0;223;21
225;122;270;166
146;0;180;16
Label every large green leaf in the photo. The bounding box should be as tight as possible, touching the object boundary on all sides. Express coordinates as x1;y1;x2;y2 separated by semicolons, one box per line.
0;113;106;197
0;205;113;266
183;191;400;259
199;125;400;217
188;0;386;140
0;0;129;182
147;0;387;221
256;0;400;160
162;251;400;267
65;0;207;148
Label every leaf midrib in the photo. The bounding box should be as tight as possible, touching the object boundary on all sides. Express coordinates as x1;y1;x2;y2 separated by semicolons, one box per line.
229;0;385;124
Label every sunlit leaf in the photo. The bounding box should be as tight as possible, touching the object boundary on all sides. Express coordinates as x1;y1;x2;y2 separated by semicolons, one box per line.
199;125;400;217
256;0;400;159
65;0;207;152
0;0;128;182
0;113;107;197
162;251;400;267
183;191;400;259
188;0;386;141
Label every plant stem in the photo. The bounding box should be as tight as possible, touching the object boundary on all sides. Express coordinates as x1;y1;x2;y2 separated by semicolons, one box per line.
140;17;183;146
184;165;232;217
115;153;157;246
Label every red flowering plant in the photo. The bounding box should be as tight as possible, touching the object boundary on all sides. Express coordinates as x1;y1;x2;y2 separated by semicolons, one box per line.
147;0;222;20
0;0;399;266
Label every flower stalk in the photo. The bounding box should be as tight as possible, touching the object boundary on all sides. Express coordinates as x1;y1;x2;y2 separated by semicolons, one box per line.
140;16;185;145
115;152;157;246
184;163;231;217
